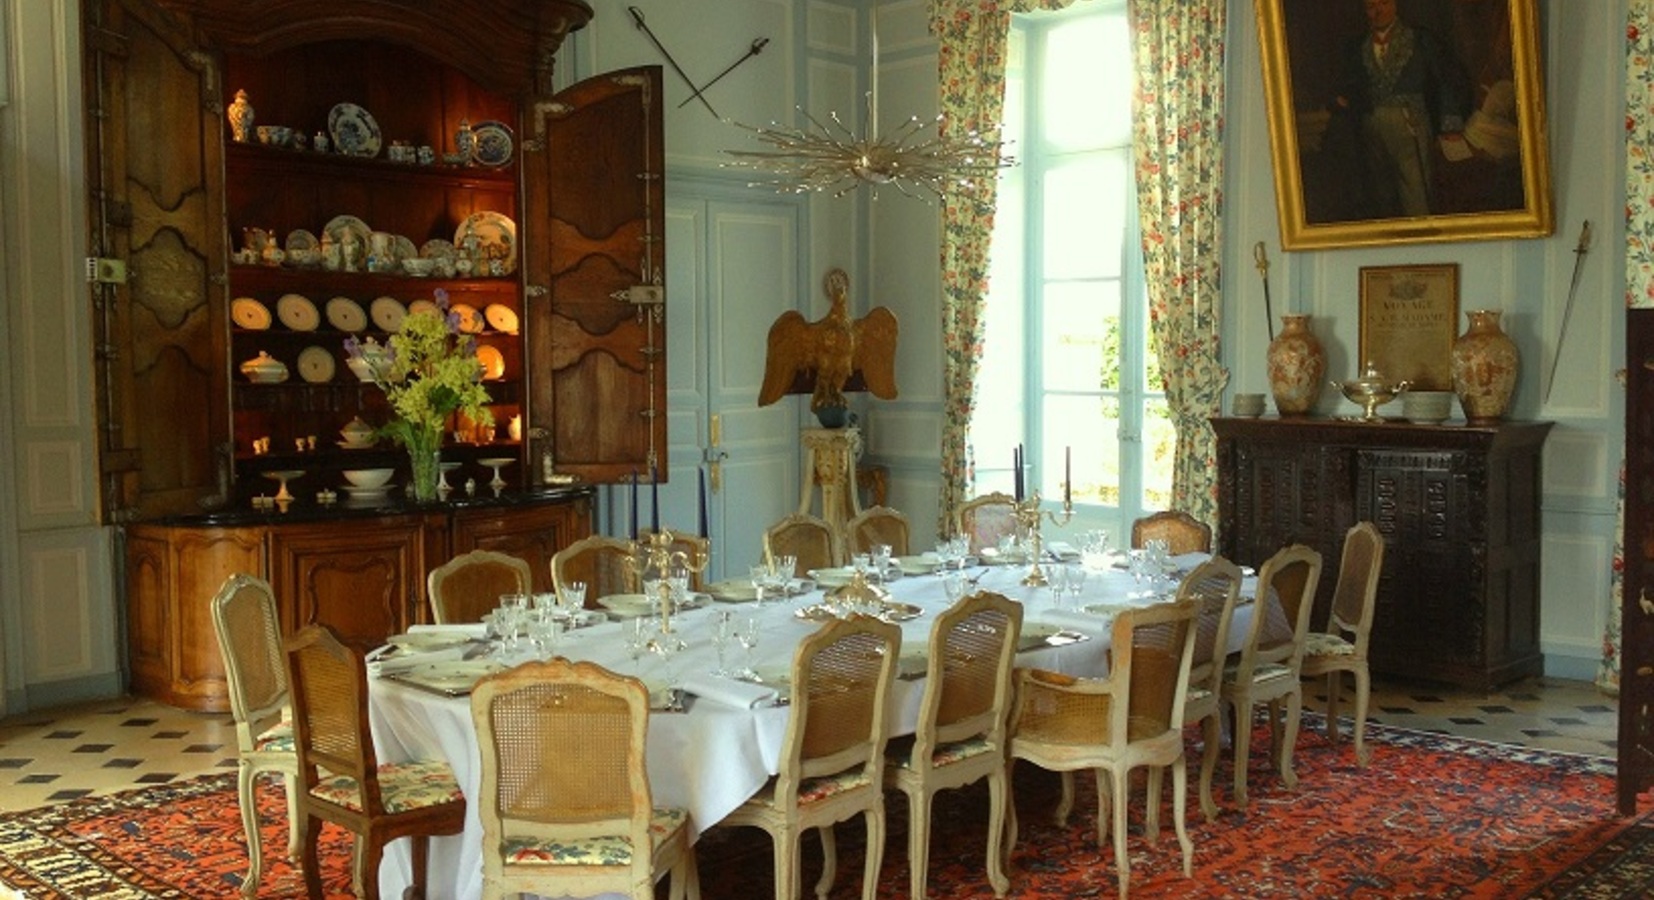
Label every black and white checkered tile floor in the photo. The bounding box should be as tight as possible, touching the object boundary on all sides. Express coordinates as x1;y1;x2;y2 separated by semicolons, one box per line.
0;676;1619;813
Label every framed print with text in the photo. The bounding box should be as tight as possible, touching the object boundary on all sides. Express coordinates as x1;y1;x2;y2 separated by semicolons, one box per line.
1358;263;1460;391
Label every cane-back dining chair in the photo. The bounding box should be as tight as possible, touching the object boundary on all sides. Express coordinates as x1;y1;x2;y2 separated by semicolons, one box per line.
1005;598;1201;899
1219;544;1323;808
885;591;1022;898
210;573;301;898
955;492;1018;556
844;505;912;558
716;615;901;900
638;528;712;591
1129;510;1212;555
763;512;841;573
470;658;700;900
427;549;532;624
552;535;638;608
1150;556;1244;825
1301;521;1385;766
284;624;467;900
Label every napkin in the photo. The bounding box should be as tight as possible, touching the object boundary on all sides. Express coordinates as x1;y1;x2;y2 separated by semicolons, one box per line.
367;646;471;678
680;673;780;709
1047;541;1080;561
406;623;489;639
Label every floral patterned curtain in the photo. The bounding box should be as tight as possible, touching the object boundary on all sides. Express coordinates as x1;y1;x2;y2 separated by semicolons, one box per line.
1126;0;1229;526
1603;0;1654;692
928;0;1075;537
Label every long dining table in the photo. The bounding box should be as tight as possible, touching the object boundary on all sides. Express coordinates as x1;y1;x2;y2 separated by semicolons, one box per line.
365;551;1264;899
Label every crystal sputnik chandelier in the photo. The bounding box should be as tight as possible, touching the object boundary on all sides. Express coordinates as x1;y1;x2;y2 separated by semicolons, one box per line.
724;5;1014;200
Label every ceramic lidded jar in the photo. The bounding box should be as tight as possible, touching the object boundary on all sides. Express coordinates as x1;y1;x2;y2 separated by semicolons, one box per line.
1451;309;1519;424
1266;313;1327;416
227;89;255;143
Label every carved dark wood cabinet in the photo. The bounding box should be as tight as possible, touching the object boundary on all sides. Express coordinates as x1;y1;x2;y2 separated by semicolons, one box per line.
1621;307;1654;813
1213;416;1551;691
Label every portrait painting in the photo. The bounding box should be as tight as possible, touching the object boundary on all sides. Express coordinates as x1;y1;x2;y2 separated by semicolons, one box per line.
1256;0;1553;250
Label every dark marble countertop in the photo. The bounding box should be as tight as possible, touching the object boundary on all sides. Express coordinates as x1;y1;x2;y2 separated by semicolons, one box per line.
136;483;595;528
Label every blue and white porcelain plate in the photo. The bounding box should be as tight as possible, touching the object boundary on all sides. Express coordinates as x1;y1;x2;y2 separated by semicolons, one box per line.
328;103;382;158
469;120;514;167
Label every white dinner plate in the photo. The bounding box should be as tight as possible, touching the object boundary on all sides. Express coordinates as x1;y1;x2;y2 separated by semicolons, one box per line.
296;346;335;384
476;344;505;381
455;211;517;275
275;293;320;331
325;296;367;332
484;303;519;334
450;303;484;334
370;296;406;332
598;593;656;618
706;580;758;602
231;297;271;330
809;567;857;588
896;555;938;575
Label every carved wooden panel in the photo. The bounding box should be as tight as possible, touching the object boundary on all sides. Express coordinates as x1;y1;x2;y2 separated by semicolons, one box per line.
126;523;262;709
87;0;230;520
270;519;424;645
526;67;668;484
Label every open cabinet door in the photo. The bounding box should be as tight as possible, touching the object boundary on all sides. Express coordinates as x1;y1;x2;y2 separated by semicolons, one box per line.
522;66;667;486
85;0;231;521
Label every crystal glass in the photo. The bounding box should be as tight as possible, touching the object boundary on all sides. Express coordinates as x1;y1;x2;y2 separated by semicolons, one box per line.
557;580;587;616
667;564;690;611
624;616;651;664
711;609;736;677
749;565;772;606
733;615;761;681
870;543;892;585
942;570;968;604
526;609;561;659
1048;563;1071;608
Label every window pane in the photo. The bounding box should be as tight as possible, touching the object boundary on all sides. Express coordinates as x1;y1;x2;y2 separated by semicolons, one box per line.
1042;280;1119;393
1041;10;1133;151
1141;397;1175;508
1043;155;1126;281
1044;394;1120;506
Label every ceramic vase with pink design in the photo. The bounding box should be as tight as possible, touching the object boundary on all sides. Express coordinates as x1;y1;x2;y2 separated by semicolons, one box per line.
1451;309;1519;424
1266;314;1326;416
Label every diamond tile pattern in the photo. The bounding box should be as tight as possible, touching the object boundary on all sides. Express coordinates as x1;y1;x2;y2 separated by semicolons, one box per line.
0;677;1621;813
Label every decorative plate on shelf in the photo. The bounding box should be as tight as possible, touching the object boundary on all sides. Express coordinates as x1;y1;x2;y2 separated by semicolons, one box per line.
475;344;505;381
454;211;517;275
231;297;271;331
325;296;367;333
450;303;484;334
370;296;406;332
469;120;514;167
407;298;441;319
484;303;519;334
276;293;320;331
284;229;318;254
296;346;336;384
323;215;372;255
327;102;382;157
392;234;418;264
418;238;457;261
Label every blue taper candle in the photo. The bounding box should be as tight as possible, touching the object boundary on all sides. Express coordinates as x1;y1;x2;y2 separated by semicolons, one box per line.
698;466;709;539
629;469;639;539
651;465;660;532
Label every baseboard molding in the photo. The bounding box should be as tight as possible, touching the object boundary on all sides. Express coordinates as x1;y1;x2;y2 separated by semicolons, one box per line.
22;671;123;713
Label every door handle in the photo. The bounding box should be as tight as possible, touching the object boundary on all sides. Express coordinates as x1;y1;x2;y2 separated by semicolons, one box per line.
704;414;729;492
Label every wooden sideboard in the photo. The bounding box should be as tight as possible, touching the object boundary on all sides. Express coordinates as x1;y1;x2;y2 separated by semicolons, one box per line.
124;488;592;711
1212;417;1552;690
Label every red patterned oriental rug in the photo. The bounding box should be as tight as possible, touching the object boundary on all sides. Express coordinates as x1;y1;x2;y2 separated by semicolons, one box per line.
0;716;1646;898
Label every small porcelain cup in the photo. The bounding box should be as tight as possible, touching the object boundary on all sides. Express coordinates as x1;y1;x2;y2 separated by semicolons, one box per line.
1232;393;1266;417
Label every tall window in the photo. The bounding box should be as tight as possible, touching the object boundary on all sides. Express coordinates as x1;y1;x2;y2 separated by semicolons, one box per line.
969;1;1175;539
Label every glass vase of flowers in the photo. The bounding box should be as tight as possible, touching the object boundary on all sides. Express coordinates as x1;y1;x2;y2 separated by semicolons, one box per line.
344;289;492;501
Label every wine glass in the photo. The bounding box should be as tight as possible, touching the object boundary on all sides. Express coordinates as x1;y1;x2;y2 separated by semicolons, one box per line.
1048;563;1071;608
733;616;761;681
526;609;561;659
624;616;651;665
711;610;736;677
558;580;587;619
942;570;968;604
749;565;772;607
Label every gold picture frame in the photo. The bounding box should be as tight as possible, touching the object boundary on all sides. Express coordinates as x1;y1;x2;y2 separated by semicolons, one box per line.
1358;263;1460;391
1256;0;1553;250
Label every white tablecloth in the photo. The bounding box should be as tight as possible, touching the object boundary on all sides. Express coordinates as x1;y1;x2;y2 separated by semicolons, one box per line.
367;556;1259;899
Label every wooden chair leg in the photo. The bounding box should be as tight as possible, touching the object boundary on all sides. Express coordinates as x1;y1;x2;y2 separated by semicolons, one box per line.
1143;767;1162;841
1198;713;1222;822
814;825;837;900
986;768;1011;897
1109;768;1131;899
300;812;325;899
1232;698;1254;809
234;763;264;898
1280;694;1302;789
906;787;931;900
1324;672;1343;744
1171;757;1193;877
1351;666;1372;766
860;805;886;900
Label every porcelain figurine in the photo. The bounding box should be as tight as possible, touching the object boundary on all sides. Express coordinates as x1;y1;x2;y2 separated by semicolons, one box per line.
320;232;340;272
260;234;284;267
455;118;476;165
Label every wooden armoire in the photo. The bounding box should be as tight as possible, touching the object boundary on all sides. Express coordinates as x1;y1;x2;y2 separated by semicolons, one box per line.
84;0;669;710
1621;307;1654;813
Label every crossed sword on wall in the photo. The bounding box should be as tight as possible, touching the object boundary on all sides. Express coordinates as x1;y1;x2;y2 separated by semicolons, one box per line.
629;7;767;120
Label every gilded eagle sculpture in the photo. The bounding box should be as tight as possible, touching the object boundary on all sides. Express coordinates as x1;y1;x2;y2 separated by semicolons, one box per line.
758;268;899;413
